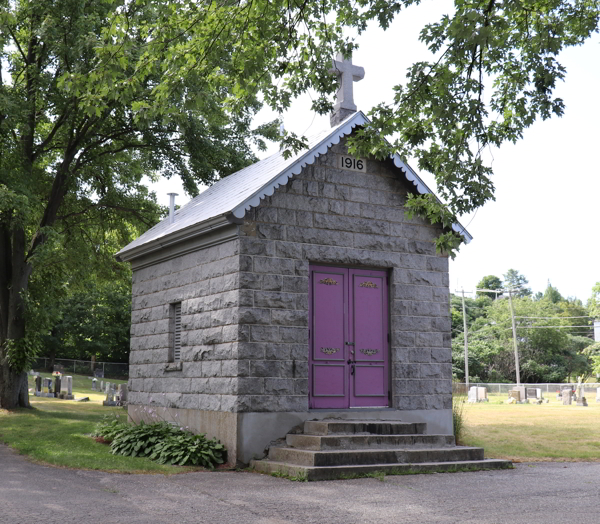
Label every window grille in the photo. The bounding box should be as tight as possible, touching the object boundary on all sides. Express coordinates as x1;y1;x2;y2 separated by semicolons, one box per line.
173;302;182;362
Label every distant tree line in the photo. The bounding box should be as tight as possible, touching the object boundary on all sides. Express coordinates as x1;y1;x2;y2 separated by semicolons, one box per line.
452;270;600;383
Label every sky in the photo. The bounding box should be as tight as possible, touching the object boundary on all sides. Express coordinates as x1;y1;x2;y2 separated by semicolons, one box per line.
148;1;600;304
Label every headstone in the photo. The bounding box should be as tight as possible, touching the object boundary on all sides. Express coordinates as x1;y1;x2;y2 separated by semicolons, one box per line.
508;390;521;402
34;375;42;397
514;386;526;402
596;387;600;403
63;376;74;400
92;378;97;391
468;386;478;403
117;383;128;405
103;383;117;406
526;387;537;399
54;375;62;398
477;387;488;402
100;380;104;391
43;377;53;397
562;388;572;405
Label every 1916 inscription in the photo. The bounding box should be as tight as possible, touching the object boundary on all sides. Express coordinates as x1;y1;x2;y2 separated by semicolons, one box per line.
338;155;366;172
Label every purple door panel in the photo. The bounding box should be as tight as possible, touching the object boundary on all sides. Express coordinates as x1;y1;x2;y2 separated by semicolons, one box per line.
310;268;348;409
309;265;389;409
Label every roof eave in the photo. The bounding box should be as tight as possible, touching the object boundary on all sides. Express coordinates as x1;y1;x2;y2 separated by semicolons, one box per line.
115;214;232;262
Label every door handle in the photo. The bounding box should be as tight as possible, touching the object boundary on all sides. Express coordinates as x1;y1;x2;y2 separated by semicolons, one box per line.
351;364;355;376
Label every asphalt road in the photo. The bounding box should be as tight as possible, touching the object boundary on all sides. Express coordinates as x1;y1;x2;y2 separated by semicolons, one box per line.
1;444;598;524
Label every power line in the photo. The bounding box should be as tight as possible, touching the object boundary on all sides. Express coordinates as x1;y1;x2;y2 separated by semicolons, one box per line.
515;315;593;320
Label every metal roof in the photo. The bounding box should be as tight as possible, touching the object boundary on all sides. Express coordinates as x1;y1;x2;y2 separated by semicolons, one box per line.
116;111;471;261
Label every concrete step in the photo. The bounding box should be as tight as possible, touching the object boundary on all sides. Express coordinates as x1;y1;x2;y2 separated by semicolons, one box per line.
250;458;512;481
269;446;484;467
286;433;456;451
304;420;426;436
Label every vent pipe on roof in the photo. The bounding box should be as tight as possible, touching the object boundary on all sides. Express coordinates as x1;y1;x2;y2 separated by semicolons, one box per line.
167;193;178;224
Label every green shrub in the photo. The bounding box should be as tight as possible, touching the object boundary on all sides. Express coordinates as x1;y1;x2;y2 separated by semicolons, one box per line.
150;432;225;468
93;418;225;468
93;416;129;442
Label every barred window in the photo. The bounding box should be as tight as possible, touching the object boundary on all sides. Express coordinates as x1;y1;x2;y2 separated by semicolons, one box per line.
171;302;182;362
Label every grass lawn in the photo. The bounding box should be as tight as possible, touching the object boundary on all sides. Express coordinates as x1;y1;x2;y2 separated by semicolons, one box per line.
460;397;600;462
0;390;196;474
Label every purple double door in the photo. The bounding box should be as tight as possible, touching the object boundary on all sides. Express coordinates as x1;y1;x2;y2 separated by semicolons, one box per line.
309;265;389;409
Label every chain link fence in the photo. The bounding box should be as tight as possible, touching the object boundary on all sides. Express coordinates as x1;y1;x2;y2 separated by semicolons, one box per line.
32;357;128;379
455;382;600;399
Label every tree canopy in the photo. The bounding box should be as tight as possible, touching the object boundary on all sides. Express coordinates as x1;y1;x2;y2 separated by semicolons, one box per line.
452;274;596;383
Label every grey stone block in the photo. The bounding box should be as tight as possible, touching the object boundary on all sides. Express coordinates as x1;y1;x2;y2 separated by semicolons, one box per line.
353;233;407;253
282;276;308;293
238;308;271;325
431;347;451;363
275;242;303;260
280;326;308;343
253;257;295;275
314;214;389;236
239;237;274;256
289;344;309;361
257;223;285;240
271;310;308;327
254;291;296;309
426;256;449;272
265;344;291;360
264;378;295;395
250;325;279;342
250;360;283;378
286;226;354;247
416;332;443;348
261;274;283;291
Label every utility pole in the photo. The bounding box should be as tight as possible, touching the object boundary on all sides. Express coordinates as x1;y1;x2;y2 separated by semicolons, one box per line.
476;286;522;385
507;289;521;385
461;289;469;391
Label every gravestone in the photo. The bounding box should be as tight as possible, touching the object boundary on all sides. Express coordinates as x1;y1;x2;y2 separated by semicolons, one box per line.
526;388;537;399
508;390;521;402
596;387;600;403
468;386;478;403
103;383;117;406
42;377;53;397
92;378;97;391
477;387;488;402
55;375;62;398
63;376;74;400
117;383;128;405
514;386;527;403
34;375;42;397
576;382;587;407
100;380;104;391
562;388;572;405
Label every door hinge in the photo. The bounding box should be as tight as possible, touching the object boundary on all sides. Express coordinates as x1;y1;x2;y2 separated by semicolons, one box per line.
387;333;390;343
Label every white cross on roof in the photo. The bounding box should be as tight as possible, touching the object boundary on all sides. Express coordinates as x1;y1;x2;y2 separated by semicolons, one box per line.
329;53;365;112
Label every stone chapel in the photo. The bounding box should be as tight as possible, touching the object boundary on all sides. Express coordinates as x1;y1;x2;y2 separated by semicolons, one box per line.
116;56;508;475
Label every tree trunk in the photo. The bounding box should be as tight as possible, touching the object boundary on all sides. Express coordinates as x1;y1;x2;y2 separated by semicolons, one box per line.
0;363;30;409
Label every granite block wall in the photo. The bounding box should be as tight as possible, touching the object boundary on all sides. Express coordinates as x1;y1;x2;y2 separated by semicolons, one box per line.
236;136;452;412
128;239;245;412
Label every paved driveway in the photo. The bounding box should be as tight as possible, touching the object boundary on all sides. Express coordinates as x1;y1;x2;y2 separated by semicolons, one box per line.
1;444;598;524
